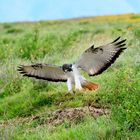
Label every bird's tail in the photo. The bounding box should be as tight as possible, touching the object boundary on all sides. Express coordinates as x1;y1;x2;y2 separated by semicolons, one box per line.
81;80;98;90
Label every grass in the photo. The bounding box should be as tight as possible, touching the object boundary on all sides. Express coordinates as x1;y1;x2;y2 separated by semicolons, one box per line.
0;13;140;139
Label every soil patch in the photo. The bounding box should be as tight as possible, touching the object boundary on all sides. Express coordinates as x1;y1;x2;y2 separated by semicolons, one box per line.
0;106;110;127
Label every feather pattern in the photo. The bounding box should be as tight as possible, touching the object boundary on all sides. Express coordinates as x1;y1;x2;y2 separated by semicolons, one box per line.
76;37;126;76
17;37;127;91
18;64;67;82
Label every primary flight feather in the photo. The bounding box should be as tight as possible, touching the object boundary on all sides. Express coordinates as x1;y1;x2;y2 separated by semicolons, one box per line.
18;37;126;91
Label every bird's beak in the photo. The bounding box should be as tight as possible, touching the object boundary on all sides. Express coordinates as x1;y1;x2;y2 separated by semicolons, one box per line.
68;67;72;72
70;64;73;71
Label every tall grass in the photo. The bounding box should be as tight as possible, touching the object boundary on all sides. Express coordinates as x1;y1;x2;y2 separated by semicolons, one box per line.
0;14;140;139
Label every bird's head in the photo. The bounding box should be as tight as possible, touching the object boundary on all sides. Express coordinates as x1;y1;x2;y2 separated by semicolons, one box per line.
62;64;72;72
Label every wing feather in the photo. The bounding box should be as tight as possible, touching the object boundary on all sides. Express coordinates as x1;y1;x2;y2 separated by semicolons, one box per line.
75;37;126;76
18;64;67;82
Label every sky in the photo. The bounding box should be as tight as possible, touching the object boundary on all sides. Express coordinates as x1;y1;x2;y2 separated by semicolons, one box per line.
0;0;140;22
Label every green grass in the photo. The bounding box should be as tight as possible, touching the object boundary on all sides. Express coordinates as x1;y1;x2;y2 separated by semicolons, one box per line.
0;14;140;139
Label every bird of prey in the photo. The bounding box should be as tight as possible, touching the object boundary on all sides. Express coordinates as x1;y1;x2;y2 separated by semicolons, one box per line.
18;37;126;92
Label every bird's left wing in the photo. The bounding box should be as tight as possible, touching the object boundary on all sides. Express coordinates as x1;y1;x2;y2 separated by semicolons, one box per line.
75;37;126;76
18;64;67;82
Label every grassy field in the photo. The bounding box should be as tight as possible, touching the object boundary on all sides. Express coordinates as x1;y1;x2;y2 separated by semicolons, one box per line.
0;13;140;140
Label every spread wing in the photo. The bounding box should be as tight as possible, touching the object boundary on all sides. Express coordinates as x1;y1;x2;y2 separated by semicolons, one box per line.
18;64;67;82
75;37;126;76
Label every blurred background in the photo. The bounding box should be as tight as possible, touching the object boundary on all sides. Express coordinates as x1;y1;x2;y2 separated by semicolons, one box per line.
0;0;140;140
0;0;140;22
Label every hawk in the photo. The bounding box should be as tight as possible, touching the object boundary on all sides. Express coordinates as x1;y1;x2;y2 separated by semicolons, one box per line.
18;37;126;91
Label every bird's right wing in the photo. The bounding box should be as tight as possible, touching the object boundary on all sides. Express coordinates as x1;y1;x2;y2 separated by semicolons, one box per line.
18;63;67;82
75;37;126;76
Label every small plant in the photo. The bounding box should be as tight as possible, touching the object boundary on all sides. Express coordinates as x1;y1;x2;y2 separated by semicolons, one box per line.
18;28;39;59
6;28;23;34
134;28;140;37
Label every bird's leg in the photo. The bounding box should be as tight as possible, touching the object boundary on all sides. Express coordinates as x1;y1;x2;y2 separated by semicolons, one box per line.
65;79;77;96
66;78;73;93
75;77;83;90
72;65;83;91
65;90;75;96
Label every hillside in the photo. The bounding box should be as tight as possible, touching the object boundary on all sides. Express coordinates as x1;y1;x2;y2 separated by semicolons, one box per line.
0;13;140;139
